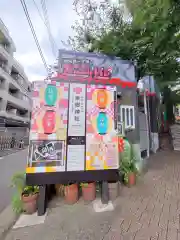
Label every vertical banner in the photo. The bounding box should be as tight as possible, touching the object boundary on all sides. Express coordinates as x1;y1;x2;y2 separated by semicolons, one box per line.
27;82;69;173
67;83;86;171
86;85;118;170
30;82;69;141
68;83;86;136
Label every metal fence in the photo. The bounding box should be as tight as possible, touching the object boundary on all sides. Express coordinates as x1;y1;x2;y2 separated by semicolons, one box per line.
0;127;29;151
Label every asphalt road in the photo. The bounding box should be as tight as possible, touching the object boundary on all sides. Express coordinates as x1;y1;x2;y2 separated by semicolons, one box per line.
0;149;28;213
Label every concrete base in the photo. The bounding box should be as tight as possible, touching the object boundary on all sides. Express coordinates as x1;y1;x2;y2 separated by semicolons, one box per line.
93;199;114;213
13;212;47;229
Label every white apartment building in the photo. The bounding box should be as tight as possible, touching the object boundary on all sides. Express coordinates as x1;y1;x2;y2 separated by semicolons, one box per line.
0;18;32;128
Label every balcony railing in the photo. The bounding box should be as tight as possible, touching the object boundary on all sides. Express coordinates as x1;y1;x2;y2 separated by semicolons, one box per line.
12;57;28;79
8;95;31;112
0;62;7;72
0;43;10;53
0;61;31;95
6;111;30;123
11;73;30;94
0;19;8;33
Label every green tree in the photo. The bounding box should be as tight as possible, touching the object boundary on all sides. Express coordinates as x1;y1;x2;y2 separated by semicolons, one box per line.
70;0;180;122
70;0;180;86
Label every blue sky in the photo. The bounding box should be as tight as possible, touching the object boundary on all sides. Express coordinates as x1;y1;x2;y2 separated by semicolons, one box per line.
0;0;77;81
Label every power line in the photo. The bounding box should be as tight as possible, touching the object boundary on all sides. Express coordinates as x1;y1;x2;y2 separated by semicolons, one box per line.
20;0;49;75
32;0;45;24
40;0;58;57
32;0;57;55
32;0;58;57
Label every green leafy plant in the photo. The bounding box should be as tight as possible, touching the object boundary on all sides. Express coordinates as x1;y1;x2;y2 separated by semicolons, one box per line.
23;186;39;196
11;172;39;213
80;183;89;188
119;139;138;184
11;172;25;213
121;159;138;184
11;172;26;193
63;182;76;186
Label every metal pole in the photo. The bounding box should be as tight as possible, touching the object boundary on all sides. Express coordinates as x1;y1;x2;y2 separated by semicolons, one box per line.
143;89;150;158
101;181;109;204
148;76;152;151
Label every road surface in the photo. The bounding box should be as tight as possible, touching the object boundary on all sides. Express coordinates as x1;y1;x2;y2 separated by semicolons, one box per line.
0;149;28;213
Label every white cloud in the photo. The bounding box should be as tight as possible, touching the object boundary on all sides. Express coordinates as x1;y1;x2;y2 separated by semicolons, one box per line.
28;73;46;82
15;51;46;82
15;52;43;67
0;0;77;82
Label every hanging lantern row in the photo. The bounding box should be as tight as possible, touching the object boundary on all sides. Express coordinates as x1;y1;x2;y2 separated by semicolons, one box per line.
43;84;58;134
96;89;108;135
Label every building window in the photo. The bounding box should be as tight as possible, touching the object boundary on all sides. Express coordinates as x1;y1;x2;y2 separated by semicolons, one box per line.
28;86;31;92
23;95;29;102
119;105;135;129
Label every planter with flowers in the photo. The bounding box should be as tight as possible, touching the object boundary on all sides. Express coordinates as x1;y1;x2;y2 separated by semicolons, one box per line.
80;182;96;202
64;182;78;204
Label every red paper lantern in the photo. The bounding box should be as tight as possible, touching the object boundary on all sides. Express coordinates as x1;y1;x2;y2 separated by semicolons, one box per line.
42;110;56;134
97;89;108;109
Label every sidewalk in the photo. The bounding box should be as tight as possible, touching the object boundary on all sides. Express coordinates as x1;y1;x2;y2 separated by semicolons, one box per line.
0;147;28;157
2;150;180;240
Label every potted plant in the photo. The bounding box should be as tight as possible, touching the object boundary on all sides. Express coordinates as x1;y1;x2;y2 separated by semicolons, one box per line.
119;138;138;187
121;160;137;187
80;182;96;202
11;172;39;214
22;185;39;214
64;182;78;204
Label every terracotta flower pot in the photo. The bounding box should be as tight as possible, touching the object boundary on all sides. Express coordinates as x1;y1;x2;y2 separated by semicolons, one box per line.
21;193;38;214
64;184;78;204
82;182;96;202
128;172;136;187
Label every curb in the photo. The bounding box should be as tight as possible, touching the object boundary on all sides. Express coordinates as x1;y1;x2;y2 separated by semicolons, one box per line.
0;205;19;240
